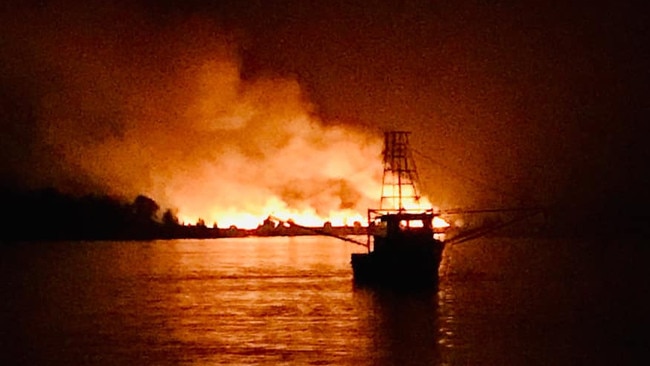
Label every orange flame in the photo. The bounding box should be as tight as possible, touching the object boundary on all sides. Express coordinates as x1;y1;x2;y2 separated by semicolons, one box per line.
18;10;448;231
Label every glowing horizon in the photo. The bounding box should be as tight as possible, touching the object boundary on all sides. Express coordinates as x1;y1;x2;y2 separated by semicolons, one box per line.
9;5;450;231
176;194;450;230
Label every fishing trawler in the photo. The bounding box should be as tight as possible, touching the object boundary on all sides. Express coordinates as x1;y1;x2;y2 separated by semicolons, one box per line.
269;130;541;286
351;131;447;287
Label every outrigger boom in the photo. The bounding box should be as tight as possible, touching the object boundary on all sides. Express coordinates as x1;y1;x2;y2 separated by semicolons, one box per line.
268;215;368;247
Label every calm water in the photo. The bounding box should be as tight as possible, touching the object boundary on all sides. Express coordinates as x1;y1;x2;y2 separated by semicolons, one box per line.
1;236;647;365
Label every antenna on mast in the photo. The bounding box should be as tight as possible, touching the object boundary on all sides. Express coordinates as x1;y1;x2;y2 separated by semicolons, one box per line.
379;131;425;212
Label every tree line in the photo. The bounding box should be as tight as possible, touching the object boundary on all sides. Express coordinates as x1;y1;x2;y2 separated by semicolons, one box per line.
1;187;220;241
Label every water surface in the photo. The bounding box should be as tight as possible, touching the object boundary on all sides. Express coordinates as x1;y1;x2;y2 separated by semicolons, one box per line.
1;236;646;365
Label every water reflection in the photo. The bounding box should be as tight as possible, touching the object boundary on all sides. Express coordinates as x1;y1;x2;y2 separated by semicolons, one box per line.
353;287;442;365
4;237;638;365
140;238;368;365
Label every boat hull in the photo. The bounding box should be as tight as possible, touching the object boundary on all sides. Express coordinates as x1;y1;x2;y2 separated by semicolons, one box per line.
351;240;444;288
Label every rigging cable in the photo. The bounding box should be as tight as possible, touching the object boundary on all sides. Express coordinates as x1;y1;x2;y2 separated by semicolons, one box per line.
412;148;536;204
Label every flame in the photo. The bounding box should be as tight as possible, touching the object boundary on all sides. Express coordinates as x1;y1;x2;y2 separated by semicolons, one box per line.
175;189;450;230
433;216;451;229
179;206;450;231
165;128;384;229
179;206;367;230
13;7;448;231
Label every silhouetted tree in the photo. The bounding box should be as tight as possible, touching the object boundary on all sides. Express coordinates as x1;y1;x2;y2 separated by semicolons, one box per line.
162;208;179;226
132;195;159;221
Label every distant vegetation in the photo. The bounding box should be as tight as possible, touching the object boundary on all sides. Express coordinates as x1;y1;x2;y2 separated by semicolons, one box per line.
1;188;220;241
0;187;367;242
4;186;645;242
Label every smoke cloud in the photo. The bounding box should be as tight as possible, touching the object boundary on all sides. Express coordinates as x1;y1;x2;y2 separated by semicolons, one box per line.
0;1;384;227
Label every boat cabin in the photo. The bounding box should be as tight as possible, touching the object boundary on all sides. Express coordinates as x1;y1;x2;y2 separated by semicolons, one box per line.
368;209;439;252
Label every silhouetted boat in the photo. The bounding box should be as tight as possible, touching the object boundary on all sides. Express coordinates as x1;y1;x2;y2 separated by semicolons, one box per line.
351;209;445;287
351;131;446;288
274;130;539;287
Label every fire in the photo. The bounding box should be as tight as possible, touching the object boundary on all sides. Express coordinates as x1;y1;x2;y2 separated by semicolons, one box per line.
179;208;449;231
170;151;450;230
21;12;447;232
176;195;369;230
433;216;451;229
176;192;449;231
179;209;366;230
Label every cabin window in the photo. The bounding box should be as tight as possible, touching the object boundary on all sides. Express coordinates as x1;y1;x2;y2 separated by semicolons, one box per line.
399;220;425;228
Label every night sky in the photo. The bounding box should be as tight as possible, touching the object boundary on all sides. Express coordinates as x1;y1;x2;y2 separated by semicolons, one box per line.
1;0;648;228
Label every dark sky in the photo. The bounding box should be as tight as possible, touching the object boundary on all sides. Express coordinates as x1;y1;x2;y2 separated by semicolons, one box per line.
1;0;648;220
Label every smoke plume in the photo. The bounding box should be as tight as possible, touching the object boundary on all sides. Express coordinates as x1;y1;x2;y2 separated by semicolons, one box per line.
0;1;383;227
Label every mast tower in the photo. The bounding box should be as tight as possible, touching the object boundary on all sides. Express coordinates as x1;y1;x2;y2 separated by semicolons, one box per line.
379;131;425;212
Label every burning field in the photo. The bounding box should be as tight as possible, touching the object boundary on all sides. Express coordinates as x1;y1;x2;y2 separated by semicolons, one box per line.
1;1;441;229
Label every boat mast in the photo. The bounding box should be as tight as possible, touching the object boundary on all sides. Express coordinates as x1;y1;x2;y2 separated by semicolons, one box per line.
379;131;423;212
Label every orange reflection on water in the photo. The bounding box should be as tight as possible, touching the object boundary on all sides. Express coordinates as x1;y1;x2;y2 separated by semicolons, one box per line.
162;237;373;363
